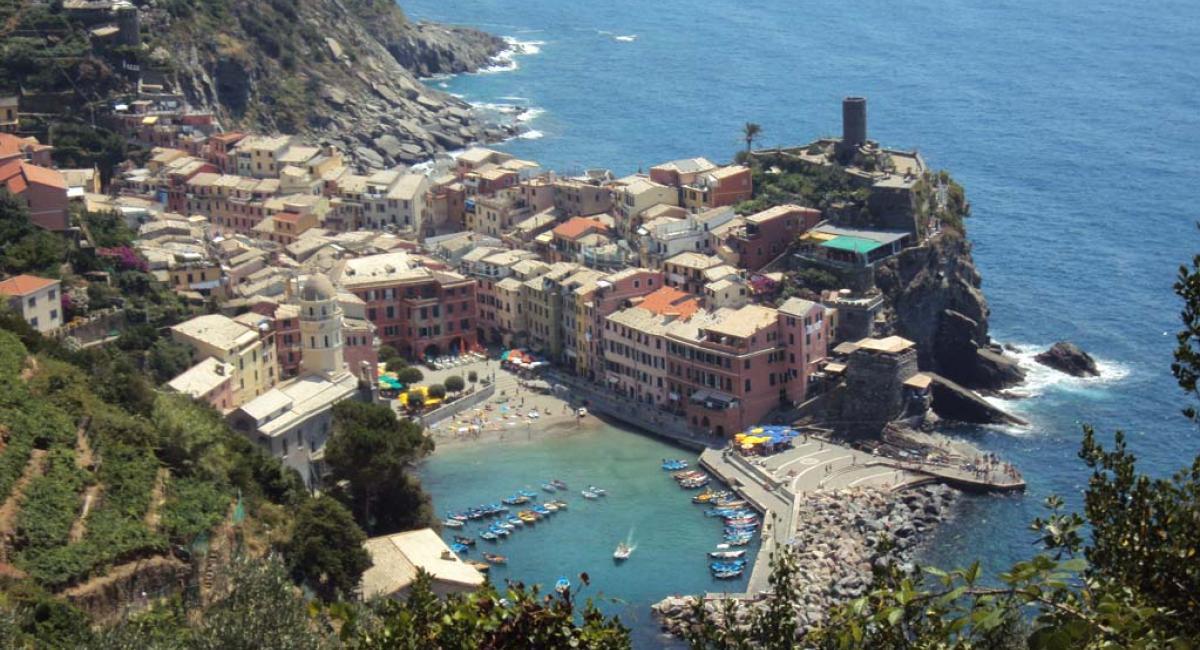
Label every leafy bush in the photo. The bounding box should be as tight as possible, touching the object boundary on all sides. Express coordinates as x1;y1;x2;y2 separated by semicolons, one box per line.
161;477;229;544
14;448;89;560
444;375;464;392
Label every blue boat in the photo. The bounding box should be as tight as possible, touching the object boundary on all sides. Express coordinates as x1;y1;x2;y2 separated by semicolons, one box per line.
450;543;469;554
532;505;551;516
518;489;538;498
480;531;498;540
507;516;524;526
542;483;558;493
661;459;689;471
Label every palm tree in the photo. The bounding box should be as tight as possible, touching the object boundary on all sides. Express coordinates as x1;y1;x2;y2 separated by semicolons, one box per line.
743;122;763;154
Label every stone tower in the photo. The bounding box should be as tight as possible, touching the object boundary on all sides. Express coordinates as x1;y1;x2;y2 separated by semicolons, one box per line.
842;96;867;147
299;275;344;377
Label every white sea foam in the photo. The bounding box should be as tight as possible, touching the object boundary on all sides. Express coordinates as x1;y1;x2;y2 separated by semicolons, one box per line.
476;37;545;75
998;342;1130;401
614;35;638;42
516;107;545;123
516;129;544;140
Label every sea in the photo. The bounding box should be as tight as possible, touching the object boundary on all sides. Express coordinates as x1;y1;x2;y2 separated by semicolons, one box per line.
405;0;1200;646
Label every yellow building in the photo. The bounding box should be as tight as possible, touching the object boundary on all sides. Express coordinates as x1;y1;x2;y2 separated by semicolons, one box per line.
171;314;278;407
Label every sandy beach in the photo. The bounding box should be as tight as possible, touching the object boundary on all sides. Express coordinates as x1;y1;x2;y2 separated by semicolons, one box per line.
414;358;603;449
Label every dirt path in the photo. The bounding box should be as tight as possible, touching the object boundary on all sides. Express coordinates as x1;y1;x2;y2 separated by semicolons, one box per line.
144;468;168;534
18;355;38;382
68;485;102;543
67;418;99;543
0;449;48;566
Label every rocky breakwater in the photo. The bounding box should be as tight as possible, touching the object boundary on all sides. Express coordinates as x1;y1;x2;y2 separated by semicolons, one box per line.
653;485;957;639
160;0;516;168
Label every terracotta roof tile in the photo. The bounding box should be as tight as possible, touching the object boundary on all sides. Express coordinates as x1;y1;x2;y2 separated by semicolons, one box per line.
0;274;58;296
552;216;609;240
637;286;700;319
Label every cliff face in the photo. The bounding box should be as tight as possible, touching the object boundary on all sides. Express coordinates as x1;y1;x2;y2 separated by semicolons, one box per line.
151;0;509;168
875;233;1023;390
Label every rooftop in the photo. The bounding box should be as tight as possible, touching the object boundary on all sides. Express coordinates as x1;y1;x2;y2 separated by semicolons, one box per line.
171;314;258;351
854;335;916;355
167;357;233;399
241;371;358;436
636;286;701;319
665;251;723;270
552;216;610;241
0;274;58;296
704;304;779;339
361;528;485;599
653;157;716;175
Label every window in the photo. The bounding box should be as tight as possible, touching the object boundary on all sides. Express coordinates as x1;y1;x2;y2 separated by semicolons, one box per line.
26;297;35;308
744;379;751;392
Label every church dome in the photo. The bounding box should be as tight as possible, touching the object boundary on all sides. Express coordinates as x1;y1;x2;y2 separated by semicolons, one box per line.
300;275;337;302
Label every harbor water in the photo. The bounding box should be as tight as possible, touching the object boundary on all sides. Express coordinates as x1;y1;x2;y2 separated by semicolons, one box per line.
404;0;1200;645
419;422;758;648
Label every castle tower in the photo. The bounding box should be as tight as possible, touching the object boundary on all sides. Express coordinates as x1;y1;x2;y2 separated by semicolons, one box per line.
299;276;344;377
842;96;867;147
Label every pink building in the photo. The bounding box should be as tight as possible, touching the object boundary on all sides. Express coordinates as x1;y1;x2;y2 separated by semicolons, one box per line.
602;286;702;404
661;297;833;436
720;204;822;271
0;160;68;231
580;268;665;380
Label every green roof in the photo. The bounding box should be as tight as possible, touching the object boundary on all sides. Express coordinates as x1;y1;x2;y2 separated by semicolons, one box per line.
820;235;886;254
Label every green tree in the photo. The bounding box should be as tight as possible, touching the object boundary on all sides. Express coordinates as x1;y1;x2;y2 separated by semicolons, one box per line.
743;122;763;154
404;388;425;410
147;337;193;384
443;375;465;393
325;401;434;535
427;383;446;400
468;370;478;385
396;366;423;384
285;496;370;602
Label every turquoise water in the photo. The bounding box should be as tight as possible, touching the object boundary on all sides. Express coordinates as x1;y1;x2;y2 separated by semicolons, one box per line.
404;0;1200;645
419;423;757;647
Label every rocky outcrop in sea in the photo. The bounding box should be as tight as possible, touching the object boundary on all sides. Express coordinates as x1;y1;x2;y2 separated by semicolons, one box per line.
652;485;957;639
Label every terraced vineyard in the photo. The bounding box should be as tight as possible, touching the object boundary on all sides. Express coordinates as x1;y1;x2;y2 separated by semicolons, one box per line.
0;331;234;603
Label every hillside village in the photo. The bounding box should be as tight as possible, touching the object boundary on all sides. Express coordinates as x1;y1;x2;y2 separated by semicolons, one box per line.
0;88;1023;502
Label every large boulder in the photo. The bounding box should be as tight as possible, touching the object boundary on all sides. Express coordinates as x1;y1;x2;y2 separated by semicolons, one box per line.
932;310;1024;391
1035;342;1099;377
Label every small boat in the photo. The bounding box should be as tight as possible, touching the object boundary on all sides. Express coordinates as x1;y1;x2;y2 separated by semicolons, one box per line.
714;499;747;509
613;542;633;561
713;568;744;579
726;536;752;546
692;488;718;503
518;511;537;524
518;489;538;498
587;486;607;496
480;531;498;541
552;500;568;510
451;513;469;522
662;459;689;471
581;489;599;499
673;470;704;480
483;552;508;565
532;505;551;516
507;516;524;526
489;525;510;537
450;543;469;554
680;477;711;489
454;535;475;546
555;577;570;594
542;502;559;512
710;560;747;571
469;560;491;573
502;495;529;505
443;519;464;528
709;550;746;559
551;479;568;490
542;483;558;493
497;521;515;530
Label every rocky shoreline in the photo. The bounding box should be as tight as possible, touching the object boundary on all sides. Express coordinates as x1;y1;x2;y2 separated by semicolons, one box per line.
652;484;957;638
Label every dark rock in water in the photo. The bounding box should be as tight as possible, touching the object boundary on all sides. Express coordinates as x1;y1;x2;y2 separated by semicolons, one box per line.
1035;341;1099;377
933;310;1025;390
973;347;1026;389
929;373;1027;425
